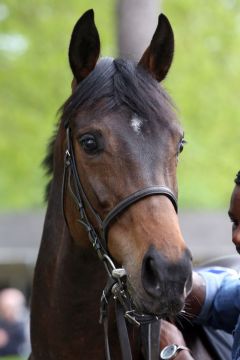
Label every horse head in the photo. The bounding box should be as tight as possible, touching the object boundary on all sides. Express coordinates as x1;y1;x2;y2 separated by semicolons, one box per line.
60;9;192;318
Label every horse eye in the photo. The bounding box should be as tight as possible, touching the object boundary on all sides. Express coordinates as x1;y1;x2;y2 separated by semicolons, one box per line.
79;134;99;154
178;138;187;154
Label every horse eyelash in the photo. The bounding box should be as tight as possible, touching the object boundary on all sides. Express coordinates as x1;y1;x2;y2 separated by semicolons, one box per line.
177;138;187;157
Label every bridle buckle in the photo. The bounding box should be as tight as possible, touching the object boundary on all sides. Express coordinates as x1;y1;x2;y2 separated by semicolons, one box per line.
125;310;141;327
112;268;127;279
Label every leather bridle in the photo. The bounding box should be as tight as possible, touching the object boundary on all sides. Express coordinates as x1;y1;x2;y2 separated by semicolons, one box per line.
62;126;178;360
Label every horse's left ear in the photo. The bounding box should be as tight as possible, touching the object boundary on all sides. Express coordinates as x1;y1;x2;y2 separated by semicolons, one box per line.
68;9;100;85
139;14;174;82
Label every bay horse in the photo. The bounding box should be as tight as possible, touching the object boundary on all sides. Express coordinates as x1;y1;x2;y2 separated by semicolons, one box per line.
29;9;193;360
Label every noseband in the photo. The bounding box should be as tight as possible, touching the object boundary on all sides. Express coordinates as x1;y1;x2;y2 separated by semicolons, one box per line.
62;126;178;360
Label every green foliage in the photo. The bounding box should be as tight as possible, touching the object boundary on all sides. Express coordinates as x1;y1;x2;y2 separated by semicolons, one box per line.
0;0;116;211
0;0;239;210
164;0;240;208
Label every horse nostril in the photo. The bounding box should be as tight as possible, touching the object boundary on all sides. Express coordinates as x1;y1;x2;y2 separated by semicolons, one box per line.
144;257;161;292
141;246;192;301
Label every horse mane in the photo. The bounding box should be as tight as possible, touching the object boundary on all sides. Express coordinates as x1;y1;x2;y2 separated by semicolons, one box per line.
42;130;57;201
43;57;177;201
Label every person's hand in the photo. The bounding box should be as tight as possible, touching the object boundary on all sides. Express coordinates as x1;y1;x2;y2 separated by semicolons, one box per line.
160;320;195;359
160;320;186;349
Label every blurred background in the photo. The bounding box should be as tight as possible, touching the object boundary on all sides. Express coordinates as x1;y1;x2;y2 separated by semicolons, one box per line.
0;0;240;357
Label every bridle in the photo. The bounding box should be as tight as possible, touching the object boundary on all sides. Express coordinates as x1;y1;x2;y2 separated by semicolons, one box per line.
62;126;178;360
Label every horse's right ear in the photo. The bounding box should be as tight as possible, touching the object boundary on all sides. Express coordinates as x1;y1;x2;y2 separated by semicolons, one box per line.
68;9;100;86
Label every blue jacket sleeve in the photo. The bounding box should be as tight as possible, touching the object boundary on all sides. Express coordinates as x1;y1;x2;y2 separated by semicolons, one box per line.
195;267;240;333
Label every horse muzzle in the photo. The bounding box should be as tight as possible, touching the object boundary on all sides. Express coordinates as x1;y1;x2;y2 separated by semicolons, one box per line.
138;245;192;316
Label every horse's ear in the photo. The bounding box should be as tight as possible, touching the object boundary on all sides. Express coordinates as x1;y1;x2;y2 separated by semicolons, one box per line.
139;14;174;82
68;9;100;85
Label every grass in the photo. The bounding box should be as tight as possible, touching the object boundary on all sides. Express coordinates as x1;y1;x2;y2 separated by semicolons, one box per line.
0;0;239;211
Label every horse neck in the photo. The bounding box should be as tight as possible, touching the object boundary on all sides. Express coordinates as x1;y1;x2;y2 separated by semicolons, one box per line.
31;133;111;359
33;183;143;359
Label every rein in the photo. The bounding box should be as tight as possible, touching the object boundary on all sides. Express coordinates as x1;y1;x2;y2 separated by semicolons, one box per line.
62;126;178;359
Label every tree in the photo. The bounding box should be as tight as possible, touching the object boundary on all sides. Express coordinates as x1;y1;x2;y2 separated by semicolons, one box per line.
116;0;160;61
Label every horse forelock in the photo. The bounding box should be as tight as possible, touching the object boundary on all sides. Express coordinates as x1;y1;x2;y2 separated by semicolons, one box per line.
62;57;177;126
43;57;178;201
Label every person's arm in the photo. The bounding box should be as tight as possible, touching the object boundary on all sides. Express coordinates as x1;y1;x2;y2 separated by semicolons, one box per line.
192;267;240;332
160;267;240;360
185;271;206;317
159;268;240;359
176;351;194;360
160;320;194;359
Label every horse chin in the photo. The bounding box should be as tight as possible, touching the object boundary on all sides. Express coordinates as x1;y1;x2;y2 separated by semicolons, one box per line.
142;297;184;318
139;297;184;318
127;280;185;318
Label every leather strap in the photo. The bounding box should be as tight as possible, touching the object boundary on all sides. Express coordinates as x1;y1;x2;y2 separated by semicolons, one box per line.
141;321;161;360
115;301;133;360
102;186;177;247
